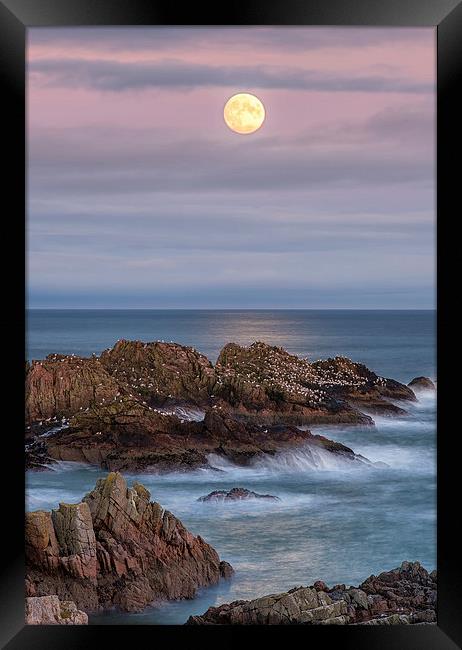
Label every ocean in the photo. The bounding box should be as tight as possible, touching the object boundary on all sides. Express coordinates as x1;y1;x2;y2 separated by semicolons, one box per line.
26;309;436;624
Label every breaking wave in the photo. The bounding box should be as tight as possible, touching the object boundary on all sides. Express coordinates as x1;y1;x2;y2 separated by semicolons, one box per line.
207;445;375;476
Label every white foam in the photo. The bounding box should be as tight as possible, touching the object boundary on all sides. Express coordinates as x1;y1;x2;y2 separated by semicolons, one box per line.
207;444;371;478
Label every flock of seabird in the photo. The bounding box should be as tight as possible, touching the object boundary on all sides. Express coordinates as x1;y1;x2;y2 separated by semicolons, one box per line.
30;341;385;421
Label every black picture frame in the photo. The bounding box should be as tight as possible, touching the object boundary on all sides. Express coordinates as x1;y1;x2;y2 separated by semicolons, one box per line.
1;1;460;648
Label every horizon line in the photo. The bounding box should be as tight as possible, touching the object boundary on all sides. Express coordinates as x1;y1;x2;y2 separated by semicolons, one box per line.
26;307;436;311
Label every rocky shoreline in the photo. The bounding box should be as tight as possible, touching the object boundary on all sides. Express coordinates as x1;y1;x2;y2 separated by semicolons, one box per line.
24;338;435;625
26;473;233;615
25;472;436;626
187;561;436;626
25;339;424;473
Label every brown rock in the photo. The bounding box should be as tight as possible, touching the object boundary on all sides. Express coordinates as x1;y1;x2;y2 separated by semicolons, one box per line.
188;561;436;625
26;473;233;614
408;376;436;391
41;403;366;473
25;355;121;425
219;561;235;579
27;339;415;435
215;342;413;424
26;595;88;625
26;339;419;474
99;339;217;406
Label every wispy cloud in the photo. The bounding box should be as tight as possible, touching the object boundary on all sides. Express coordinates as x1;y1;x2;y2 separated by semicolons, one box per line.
30;57;433;94
29;26;433;54
27;27;435;309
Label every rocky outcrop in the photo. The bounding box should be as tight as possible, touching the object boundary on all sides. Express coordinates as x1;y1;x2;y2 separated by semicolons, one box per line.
198;488;280;502
26;354;121;425
99;339;217;406
25;595;88;625
215;343;415;423
354;560;437;622
41;404;366;472
26;339;415;432
26;473;233;613
25;340;216;429
408;376;436;391
26;339;420;472
187;561;436;625
188;586;349;625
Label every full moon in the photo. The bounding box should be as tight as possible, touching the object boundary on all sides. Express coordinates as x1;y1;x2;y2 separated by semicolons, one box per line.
223;93;265;134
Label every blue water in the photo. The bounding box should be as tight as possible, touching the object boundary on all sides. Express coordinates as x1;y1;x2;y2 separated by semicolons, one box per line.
27;309;435;382
26;309;436;624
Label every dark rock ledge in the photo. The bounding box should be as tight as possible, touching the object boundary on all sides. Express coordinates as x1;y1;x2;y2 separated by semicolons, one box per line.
198;487;280;502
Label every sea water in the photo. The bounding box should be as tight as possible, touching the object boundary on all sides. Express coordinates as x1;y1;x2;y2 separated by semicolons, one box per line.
26;309;436;625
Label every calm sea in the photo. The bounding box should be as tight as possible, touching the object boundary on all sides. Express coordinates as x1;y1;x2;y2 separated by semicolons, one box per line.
27;309;436;382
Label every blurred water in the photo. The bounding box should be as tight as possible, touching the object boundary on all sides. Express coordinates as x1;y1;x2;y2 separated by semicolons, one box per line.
25;309;436;624
26;393;436;625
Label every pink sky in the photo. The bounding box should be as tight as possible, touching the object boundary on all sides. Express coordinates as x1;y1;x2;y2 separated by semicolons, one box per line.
27;27;435;309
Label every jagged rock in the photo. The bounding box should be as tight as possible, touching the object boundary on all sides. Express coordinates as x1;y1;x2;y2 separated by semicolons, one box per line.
187;587;350;625
99;339;217;406
41;405;366;472
356;560;437;621
26;339;422;472
219;561;235;579
26;339;415;435
187;561;436;625
26;355;121;425
348;588;369;609
26;473;232;613
408;376;436;391
198;488;280;502
26;595;88;625
215;342;414;423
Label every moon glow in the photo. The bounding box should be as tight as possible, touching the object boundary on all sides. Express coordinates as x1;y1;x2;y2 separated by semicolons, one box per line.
223;93;265;134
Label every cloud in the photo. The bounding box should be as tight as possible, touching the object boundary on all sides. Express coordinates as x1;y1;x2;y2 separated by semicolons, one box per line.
28;26;433;54
29;58;433;94
28;110;434;200
26;27;435;309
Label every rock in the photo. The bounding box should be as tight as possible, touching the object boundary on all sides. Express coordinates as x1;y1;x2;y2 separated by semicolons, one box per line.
26;473;233;614
357;614;411;625
219;561;235;579
187;587;350;625
198;488;280;502
99;339;217;406
40;404;368;473
26;355;121;425
27;339;414;435
348;588;369;610
215;342;415;424
25;439;56;471
26;595;88;625
187;561;436;625
408;376;436;391
26;339;418;472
